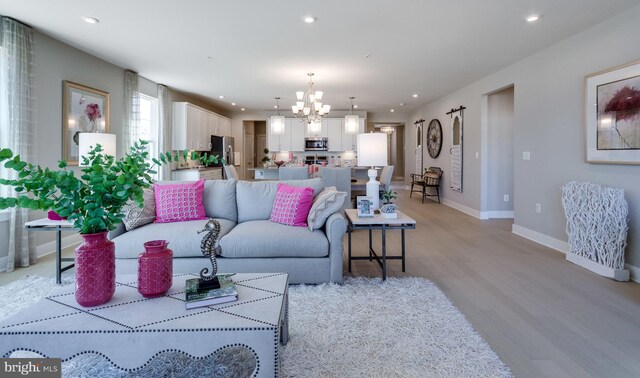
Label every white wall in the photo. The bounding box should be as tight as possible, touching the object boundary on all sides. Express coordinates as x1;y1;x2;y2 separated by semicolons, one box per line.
406;5;640;270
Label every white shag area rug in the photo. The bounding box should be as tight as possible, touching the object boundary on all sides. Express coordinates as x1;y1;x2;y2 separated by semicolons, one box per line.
0;275;512;378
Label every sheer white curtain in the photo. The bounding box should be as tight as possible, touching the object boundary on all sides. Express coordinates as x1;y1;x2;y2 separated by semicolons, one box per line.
157;84;171;180
0;17;37;271
123;70;140;155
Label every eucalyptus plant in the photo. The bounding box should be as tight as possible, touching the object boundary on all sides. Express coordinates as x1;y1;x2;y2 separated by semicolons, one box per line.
0;140;221;234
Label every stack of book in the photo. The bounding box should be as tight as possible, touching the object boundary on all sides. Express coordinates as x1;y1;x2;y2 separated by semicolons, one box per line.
185;274;238;309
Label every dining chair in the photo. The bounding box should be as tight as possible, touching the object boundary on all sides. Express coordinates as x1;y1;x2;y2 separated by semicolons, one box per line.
410;167;442;203
379;166;395;192
223;165;239;180
319;167;352;209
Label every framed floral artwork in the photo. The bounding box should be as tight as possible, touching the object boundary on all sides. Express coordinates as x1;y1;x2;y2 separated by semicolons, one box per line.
585;60;640;164
63;81;110;165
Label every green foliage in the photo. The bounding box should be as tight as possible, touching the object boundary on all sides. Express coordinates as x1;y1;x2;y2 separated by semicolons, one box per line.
0;140;221;235
382;189;397;205
261;148;271;163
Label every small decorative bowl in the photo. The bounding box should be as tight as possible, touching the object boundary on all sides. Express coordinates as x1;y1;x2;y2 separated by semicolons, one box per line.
275;161;285;168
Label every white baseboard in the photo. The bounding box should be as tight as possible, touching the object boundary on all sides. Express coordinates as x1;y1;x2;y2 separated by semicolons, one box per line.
512;224;639;282
625;263;640;284
511;224;569;253
481;211;514;219
441;198;483;219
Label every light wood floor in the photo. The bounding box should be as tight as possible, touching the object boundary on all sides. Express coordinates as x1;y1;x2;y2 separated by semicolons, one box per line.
347;190;640;378
2;189;639;377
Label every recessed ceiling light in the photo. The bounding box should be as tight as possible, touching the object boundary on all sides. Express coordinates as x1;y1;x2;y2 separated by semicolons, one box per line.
81;16;99;24
353;105;358;109
219;95;225;99
303;16;316;23
399;103;405;106
412;94;419;98
241;108;245;111
526;15;540;23
231;102;236;106
390;109;395;113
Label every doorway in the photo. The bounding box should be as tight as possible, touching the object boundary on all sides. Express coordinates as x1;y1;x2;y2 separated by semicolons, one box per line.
485;86;514;218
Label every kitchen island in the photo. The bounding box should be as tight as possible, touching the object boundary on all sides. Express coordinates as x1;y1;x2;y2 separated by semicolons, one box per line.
249;167;280;180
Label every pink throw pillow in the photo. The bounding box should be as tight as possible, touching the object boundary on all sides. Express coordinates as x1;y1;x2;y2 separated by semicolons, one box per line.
154;179;207;223
270;183;315;227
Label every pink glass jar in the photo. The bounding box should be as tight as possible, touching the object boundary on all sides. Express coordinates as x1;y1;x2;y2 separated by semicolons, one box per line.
138;240;173;298
75;232;116;307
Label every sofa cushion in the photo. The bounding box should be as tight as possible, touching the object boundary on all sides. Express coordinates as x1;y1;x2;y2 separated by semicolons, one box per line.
270;183;315;227
203;179;237;222
113;218;236;259
121;187;156;231
154;180;207;223
219;220;329;258
236;178;324;223
307;187;348;231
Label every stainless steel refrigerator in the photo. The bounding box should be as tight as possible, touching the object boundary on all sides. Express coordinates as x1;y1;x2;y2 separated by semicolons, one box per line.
210;135;234;176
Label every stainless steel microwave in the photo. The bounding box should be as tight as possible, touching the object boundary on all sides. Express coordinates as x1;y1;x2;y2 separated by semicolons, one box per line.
304;137;328;151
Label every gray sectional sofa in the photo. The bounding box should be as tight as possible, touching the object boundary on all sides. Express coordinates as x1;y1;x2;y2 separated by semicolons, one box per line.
110;178;346;284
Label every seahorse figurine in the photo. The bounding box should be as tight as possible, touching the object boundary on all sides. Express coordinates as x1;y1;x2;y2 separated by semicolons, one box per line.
197;218;222;281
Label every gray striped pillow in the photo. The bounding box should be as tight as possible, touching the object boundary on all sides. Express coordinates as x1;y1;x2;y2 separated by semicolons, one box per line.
307;186;347;231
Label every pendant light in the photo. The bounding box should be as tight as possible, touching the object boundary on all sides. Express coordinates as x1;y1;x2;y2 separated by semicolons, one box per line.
270;97;285;135
345;96;359;134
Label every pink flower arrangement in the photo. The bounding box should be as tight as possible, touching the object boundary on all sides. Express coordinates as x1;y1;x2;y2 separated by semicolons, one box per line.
85;103;102;122
604;85;640;122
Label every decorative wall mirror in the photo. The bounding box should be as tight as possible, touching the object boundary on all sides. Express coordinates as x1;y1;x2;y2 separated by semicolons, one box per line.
447;106;465;192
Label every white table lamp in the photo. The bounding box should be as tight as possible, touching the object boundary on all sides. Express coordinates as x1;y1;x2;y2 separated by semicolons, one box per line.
78;133;117;166
357;133;388;210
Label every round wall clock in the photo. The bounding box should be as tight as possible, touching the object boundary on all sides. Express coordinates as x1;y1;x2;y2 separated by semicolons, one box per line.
427;119;443;158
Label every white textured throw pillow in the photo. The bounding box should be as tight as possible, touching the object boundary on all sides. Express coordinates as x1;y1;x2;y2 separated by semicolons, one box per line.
307;186;347;231
121;188;156;231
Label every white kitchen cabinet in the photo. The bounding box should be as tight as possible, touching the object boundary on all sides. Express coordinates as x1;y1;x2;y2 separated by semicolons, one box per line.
173;102;229;151
218;117;231;137
341;118;365;151
267;118;282;151
326;118;343;151
289;119;305;151
304;120;327;138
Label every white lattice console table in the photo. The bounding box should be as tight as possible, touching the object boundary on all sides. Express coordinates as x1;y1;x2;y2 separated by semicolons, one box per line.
0;273;289;377
561;181;629;281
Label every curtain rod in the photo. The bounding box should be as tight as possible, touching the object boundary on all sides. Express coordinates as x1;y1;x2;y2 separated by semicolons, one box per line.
446;106;466;115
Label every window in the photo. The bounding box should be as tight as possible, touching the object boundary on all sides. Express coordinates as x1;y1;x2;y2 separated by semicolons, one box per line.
138;94;159;178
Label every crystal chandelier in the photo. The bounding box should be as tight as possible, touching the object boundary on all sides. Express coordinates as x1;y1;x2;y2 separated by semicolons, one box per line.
291;73;331;124
380;126;394;135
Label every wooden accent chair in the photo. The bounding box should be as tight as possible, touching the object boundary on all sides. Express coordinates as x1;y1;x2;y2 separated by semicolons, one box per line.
410;167;443;203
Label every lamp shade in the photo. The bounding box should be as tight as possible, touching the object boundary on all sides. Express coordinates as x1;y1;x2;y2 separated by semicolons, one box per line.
78;132;117;166
357;133;388;167
270;115;285;135
345;114;359;134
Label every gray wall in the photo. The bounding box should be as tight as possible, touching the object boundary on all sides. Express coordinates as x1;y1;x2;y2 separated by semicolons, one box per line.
406;5;640;270
487;86;514;212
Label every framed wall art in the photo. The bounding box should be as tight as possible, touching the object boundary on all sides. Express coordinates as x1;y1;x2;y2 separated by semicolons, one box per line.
585;60;640;164
63;81;110;165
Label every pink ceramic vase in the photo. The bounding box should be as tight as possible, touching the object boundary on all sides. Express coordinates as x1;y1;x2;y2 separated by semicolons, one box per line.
75;232;116;307
138;240;173;298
